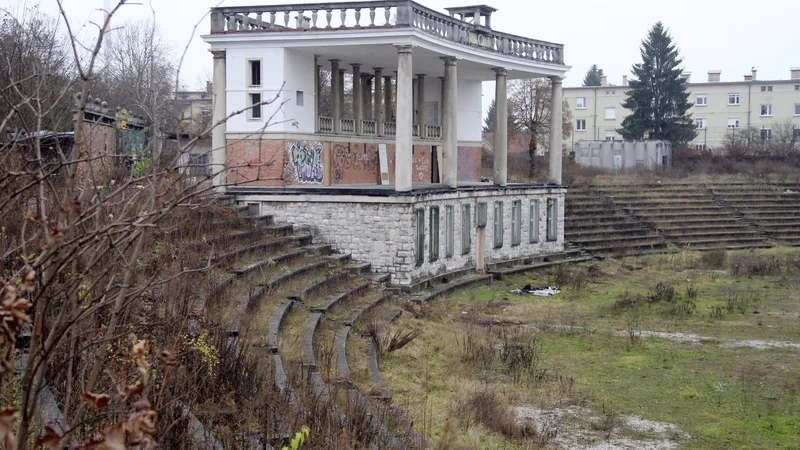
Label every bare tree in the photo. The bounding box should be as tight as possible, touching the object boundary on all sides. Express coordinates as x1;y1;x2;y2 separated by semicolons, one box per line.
508;78;573;178
770;119;799;157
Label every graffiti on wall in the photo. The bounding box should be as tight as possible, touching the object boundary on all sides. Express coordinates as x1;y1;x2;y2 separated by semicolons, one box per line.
287;141;324;184
458;147;480;181
332;143;377;184
412;152;431;182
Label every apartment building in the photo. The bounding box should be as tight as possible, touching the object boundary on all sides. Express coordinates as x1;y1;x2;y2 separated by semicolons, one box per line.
564;68;800;150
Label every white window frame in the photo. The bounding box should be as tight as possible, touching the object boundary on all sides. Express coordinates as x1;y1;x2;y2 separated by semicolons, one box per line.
444;205;454;258
793;127;800;140
246;58;262;88
695;118;707;129
576;119;586;131
429;206;440;262
493;201;504;249
511;200;521;246
576;97;586;109
696;94;707;106
546;198;557;242
604;131;616;141
247;92;263;121
728;93;740;105
727;117;740;129
605;107;616;120
760;104;772;117
296;91;304;107
461;204;471;255
794;104;800;116
760;128;772;141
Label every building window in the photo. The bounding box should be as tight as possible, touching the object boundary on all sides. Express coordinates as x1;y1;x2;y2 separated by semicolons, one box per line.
546;198;557;242
511;200;521;246
414;209;424;266
461;204;471;255
605;107;615;120
796;85;800;91
794;127;800;140
576;97;586;109
296;91;304;107
794;104;800;116
728;93;740;105
576;119;586;131
604;131;616;141
727;117;740;129
695;118;707;129
429;206;440;262
760;104;772;116
444;205;454;258
247;59;262;87
760;128;772;141
248;93;262;120
493;201;503;249
695;141;706;151
761;85;773;92
529;200;539;243
696;94;707;106
605;90;616;96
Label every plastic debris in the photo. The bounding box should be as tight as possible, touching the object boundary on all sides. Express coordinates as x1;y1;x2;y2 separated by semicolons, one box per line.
510;285;561;296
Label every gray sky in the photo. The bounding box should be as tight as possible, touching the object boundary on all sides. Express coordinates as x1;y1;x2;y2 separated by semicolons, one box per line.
6;0;799;113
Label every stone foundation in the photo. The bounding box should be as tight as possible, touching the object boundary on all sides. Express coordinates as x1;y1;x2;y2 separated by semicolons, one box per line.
235;185;565;285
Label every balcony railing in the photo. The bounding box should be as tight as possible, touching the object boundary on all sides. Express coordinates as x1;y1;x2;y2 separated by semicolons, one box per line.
341;118;356;134
424;124;441;139
210;1;564;65
318;116;333;133
383;122;396;136
362;120;377;135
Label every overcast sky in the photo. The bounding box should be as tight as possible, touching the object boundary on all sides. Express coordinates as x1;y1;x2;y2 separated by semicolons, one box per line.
5;0;799;114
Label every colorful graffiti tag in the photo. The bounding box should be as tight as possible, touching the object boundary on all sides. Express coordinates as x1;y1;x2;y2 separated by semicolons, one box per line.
457;147;480;181
332;144;378;184
288;141;324;184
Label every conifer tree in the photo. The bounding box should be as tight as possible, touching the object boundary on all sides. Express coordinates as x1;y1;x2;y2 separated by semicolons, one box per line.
582;64;604;87
618;22;696;147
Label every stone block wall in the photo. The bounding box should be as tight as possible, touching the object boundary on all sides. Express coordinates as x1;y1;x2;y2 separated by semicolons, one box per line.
253;186;565;285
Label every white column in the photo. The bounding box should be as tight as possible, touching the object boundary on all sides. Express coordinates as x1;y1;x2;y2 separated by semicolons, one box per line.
416;74;426;137
314;57;320;132
549;76;563;185
351;63;362;134
330;59;341;133
441;58;458;188
373;67;384;136
395;45;413;192
211;50;227;192
493;67;508;186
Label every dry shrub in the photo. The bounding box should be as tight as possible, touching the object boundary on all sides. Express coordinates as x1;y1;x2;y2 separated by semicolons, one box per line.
700;249;727;269
366;321;419;359
449;383;526;438
730;254;800;277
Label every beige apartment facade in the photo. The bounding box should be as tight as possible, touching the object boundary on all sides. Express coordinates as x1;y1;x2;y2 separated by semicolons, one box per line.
564;68;800;150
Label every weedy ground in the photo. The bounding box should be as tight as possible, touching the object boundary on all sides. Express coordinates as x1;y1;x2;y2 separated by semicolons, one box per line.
379;247;800;449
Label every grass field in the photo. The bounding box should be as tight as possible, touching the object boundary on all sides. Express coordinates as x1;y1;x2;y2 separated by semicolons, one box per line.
379;248;800;449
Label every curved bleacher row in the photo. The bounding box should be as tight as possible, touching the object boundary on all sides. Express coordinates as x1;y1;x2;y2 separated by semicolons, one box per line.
566;182;800;255
191;198;594;448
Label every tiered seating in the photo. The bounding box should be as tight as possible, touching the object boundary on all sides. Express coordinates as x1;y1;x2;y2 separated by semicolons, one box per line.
709;183;800;246
565;186;668;255
600;183;770;251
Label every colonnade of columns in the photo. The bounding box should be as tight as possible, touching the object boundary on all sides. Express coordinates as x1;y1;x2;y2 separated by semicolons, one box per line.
210;49;562;193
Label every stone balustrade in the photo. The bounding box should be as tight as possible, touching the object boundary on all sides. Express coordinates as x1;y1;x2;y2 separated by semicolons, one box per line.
362;120;377;135
424;124;441;139
383;121;396;136
341;118;356;134
210;1;564;65
318;116;334;133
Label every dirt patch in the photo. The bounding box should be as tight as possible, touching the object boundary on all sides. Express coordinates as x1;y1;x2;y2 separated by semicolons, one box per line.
516;406;686;450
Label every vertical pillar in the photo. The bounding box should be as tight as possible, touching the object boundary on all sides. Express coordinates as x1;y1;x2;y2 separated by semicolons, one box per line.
373;67;384;136
383;75;393;123
416;74;426;137
338;68;346;121
211;50;227;192
315;60;321;131
549;76;563;185
330;59;341;133
412;78;418;131
351;64;362;134
493;67;508;186
395;45;413;192
441;58;457;188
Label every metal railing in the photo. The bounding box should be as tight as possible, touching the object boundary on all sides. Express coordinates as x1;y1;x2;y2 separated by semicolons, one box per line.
210;1;564;64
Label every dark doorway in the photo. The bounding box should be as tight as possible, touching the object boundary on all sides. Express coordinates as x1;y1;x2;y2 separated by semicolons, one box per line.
430;145;440;183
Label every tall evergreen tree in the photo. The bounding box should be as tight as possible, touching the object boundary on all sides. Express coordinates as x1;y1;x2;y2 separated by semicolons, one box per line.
618;22;696;147
483;98;496;133
582;64;604;86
